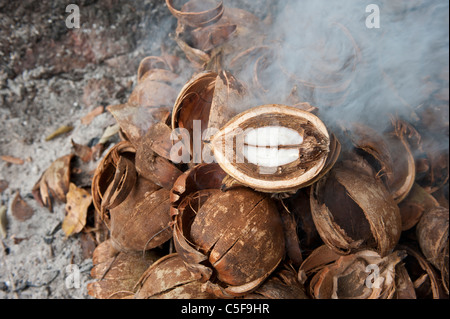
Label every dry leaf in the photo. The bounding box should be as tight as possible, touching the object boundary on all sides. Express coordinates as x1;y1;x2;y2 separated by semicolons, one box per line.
81;106;104;125
1;155;24;165
62;183;92;236
45;125;74;141
71;139;94;163
32;154;73;212
11;192;34;222
98;124;120;145
0;206;7;239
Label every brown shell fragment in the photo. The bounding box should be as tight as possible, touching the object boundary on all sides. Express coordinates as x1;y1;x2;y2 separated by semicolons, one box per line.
135;122;183;189
166;0;224;29
310;165;402;256
345;121;416;204
107;104;171;147
415;133;449;193
300;245;409;299
170;163;227;218
398;244;447;299
172;187;285;297
244;265;309;299
92;141;137;219
87;240;160;299
135;253;216;299
137;55;179;84
92;141;172;252
284;188;322;254
416;206;449;294
106;55;180;147
399;183;439;231
172;71;217;156
168;1;262;69
171;71;248;163
109;183;172;252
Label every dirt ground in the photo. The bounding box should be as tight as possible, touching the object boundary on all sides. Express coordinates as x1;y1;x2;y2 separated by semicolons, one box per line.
0;0;273;299
0;0;178;299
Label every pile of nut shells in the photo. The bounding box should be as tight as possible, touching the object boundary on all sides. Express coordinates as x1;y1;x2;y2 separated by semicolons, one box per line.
86;0;449;299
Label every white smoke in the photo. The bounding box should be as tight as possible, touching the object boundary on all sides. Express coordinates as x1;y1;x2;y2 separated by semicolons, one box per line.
264;0;449;133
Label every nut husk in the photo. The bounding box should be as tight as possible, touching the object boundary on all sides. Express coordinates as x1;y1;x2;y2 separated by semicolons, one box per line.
310;165;402;256
344;120;416;204
172;187;285;297
243;265;309;299
208;104;340;193
171;70;248;163
416;206;449;294
170;163;228;217
92;141;172;252
135;253;216;299
166;0;224;29
398;244;447;299
299;245;409;299
399;183;440;231
87;240;161;299
135;122;183;189
168;0;264;70
284;188;323;255
107;55;180;147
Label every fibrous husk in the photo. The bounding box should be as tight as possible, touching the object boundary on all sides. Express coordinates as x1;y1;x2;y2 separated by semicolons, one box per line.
92;141;172;252
416;206;449;294
399;183;439;231
208;104;340;193
243;265;309;299
172;187;285;298
310;164;402;257
344;119;416;204
32;154;73;212
134;253;216;299
87;240;161;299
299;245;410;299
